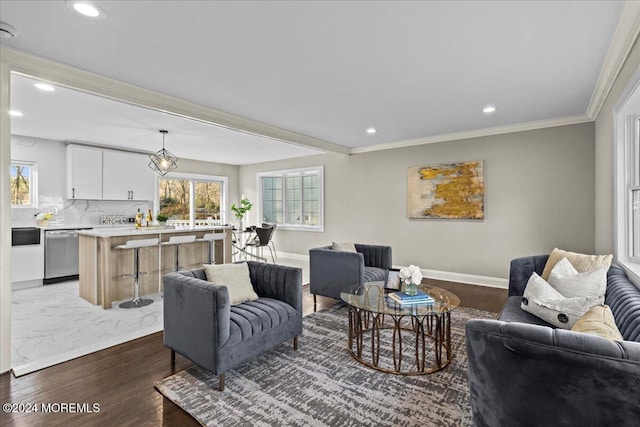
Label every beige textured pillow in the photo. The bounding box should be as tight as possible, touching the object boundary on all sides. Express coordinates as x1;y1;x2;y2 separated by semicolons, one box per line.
571;305;623;341
203;263;258;305
332;242;357;253
541;248;613;280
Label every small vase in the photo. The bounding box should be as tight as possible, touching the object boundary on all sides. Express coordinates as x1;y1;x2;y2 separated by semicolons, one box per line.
405;282;418;296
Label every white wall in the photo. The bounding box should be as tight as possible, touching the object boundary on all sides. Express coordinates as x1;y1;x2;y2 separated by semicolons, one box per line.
595;36;640;253
240;123;596;280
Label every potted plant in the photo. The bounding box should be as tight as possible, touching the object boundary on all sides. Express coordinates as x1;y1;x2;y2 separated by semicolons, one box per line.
156;213;168;226
230;197;253;230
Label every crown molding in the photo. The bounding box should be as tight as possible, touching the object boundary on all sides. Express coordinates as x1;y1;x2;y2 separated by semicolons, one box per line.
0;47;351;156
350;114;592;155
587;1;640;119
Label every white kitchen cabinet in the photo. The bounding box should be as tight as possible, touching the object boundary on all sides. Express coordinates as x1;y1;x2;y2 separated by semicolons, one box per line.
66;145;103;200
67;145;155;201
102;151;155;201
11;244;44;284
128;154;155;201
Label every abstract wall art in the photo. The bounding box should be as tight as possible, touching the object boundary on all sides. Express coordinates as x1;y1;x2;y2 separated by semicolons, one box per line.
408;161;484;219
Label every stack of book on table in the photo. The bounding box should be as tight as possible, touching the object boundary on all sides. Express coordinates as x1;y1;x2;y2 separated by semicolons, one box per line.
388;290;435;305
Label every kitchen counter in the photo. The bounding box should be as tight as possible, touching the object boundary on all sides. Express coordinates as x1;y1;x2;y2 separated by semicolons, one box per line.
78;226;231;308
77;225;231;238
39;223;94;230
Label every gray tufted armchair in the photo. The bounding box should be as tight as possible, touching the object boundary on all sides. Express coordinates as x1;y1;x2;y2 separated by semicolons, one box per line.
163;261;302;390
309;243;392;308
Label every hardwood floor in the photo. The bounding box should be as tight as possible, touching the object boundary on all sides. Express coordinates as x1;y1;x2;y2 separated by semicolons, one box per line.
0;282;506;427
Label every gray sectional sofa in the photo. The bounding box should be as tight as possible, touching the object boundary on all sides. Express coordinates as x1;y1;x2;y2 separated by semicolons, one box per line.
163;261;303;390
466;255;640;427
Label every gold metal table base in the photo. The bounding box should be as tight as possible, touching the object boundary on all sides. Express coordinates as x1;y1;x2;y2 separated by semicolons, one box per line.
346;306;453;375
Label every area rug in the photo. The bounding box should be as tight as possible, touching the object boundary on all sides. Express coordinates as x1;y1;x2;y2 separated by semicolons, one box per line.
155;305;496;426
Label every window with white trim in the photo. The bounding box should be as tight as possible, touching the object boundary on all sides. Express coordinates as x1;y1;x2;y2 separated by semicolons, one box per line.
258;166;324;231
156;173;228;224
10;161;37;208
631;118;640;259
614;70;640;281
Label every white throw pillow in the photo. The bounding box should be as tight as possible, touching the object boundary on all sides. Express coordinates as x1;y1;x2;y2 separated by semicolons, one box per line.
521;273;601;329
548;258;606;303
203;263;258;305
332;242;358;253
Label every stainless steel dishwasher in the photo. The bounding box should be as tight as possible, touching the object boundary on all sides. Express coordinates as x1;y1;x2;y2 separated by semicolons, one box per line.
44;228;92;284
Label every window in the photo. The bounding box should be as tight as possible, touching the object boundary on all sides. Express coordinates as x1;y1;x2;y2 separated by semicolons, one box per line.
632;119;640;260
157;173;227;224
614;70;640;281
258;166;323;231
10;161;37;208
159;178;191;220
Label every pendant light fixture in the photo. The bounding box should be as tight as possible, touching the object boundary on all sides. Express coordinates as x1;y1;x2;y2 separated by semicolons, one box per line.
149;130;178;176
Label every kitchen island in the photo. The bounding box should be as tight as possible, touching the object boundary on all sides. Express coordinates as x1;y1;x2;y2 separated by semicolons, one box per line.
78;226;232;309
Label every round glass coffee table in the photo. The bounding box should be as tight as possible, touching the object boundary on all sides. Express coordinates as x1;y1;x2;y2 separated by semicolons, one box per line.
340;282;460;375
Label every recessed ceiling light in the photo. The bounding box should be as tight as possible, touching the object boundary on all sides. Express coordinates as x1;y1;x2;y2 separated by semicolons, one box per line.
366;127;377;135
34;82;55;92
66;1;106;19
483;105;497;114
9;110;24;117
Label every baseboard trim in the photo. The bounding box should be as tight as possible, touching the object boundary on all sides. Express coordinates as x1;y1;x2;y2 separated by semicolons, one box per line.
278;252;508;289
276;251;310;261
418;268;508;289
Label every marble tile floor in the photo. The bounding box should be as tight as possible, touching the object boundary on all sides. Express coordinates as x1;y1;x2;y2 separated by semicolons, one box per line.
10;255;309;377
11;281;163;376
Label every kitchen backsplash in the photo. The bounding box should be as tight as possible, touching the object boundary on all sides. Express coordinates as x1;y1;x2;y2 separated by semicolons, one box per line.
11;197;151;227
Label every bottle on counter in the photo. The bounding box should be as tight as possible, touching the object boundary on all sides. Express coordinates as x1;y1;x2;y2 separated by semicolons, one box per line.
135;208;142;228
146;209;153;227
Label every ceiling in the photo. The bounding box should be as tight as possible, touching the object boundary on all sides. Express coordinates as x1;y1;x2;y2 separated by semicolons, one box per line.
9;74;323;165
0;0;629;161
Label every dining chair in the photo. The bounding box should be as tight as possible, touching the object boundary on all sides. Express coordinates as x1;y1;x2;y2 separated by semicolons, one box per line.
246;226;276;263
262;223;278;260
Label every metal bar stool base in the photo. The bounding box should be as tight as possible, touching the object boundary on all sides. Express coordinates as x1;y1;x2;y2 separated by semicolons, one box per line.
119;297;154;309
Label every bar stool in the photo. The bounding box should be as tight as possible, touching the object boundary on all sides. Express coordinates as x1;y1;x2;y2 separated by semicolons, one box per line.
115;238;159;309
161;235;197;272
196;232;227;264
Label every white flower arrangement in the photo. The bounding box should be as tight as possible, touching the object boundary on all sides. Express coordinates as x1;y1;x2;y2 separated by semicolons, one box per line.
399;264;423;285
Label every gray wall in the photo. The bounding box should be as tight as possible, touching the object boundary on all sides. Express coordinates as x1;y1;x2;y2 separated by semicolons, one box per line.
595;36;640;254
240;123;596;279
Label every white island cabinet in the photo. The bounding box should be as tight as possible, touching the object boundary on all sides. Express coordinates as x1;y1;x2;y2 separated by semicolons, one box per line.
102;150;155;201
66;144;103;200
